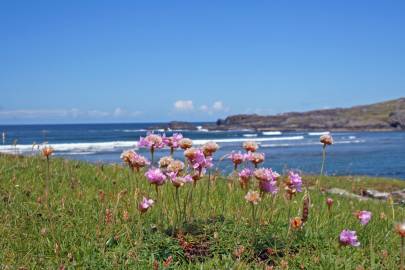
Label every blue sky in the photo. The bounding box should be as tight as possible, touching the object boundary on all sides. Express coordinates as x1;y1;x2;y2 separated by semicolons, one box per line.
0;0;404;124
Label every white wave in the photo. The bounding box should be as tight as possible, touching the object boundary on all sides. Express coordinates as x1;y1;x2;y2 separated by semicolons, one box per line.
113;129;147;133
122;129;147;133
0;141;138;154
262;131;282;136
308;131;330;136
349;136;356;139
192;136;304;145
260;139;365;148
243;134;258;137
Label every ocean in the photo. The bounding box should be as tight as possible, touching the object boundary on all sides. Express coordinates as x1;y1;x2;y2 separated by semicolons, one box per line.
0;123;404;179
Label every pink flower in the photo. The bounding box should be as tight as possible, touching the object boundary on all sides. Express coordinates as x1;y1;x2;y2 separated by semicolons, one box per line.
243;141;258;152
202;141;219;157
326;198;334;210
339;230;360;247
163;133;183;149
171;175;193;188
239;168;253;189
239;168;252;181
186;148;213;172
259;179;278;194
254;168;277;182
356;210;372;225
246;152;265;166
145;168;166;186
120;150;150;171
287;171;302;192
138;133;165;150
138;197;154;213
229;151;245;166
254;168;278;194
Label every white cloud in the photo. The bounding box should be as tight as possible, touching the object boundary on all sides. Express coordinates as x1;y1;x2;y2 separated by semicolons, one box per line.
174;100;194;111
212;101;224;111
198;101;228;115
199;105;209;112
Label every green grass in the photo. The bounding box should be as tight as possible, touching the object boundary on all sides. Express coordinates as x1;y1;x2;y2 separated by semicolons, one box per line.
1;154;405;269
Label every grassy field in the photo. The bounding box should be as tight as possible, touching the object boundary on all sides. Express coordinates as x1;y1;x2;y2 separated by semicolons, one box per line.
1;154;405;269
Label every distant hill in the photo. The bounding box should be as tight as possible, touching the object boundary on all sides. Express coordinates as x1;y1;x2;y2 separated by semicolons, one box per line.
211;98;405;131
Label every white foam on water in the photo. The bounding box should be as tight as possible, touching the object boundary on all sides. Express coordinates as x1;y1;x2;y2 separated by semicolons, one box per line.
243;134;258;137
192;136;304;145
260;139;365;148
262;131;282;136
308;131;330;136
0;141;138;154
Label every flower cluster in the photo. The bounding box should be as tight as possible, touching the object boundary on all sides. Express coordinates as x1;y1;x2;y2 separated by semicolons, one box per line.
121;150;150;171
285;171;303;198
239;168;252;189
245;190;261;205
163;133;183;153
355;210;372;225
184;148;213;175
339;230;360;247
254;168;279;194
138;197;154;213
145;168;167;186
202;141;219;157
138;133;165;150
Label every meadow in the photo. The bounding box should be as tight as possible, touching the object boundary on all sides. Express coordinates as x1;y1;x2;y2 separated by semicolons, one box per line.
1;133;405;269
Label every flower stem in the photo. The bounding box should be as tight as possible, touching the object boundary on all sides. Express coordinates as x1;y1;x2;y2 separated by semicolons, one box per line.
401;237;404;270
45;156;50;207
318;145;326;190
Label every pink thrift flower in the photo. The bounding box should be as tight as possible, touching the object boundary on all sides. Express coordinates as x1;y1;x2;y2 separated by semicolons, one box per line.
239;168;253;181
171;175;193;188
138;197;154;213
287;171;302;192
163;133;183;149
229;151;245;166
246;152;265;166
356;210;372;225
254;168;277;182
326;198;334;210
259;179;278;194
145;168;166;186
121;150;150;170
188;148;213;171
138;133;165;149
339;230;360;247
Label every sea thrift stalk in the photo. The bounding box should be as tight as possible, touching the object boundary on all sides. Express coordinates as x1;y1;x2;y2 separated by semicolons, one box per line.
396;223;405;270
401;237;405;270
318;134;333;190
42;146;54;206
245;191;261;226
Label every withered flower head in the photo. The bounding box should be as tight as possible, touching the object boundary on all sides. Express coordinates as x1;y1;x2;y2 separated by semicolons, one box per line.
243;141;258;152
202;141;219;156
396;222;405;237
167;160;185;173
244;190;261;205
158;156;174;168
320;134;333;146
179;138;193;150
290;217;303;230
42;146;54;157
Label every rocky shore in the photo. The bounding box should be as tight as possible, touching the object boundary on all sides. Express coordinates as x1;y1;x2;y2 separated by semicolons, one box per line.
151;98;405;131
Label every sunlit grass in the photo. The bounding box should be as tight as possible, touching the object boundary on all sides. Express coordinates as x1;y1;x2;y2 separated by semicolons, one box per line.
1;153;405;269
